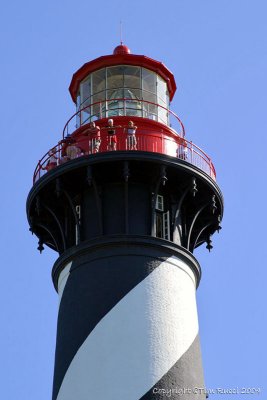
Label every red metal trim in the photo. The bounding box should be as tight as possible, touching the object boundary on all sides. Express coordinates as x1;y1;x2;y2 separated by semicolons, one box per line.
69;54;177;103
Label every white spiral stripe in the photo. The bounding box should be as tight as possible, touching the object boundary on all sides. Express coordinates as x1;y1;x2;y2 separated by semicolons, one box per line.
58;261;72;305
56;256;199;400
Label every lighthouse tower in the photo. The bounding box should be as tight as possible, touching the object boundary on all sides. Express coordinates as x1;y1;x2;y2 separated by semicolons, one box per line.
27;44;223;400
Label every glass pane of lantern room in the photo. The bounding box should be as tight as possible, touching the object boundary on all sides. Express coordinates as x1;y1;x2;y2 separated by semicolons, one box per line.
107;66;124;90
77;92;81;110
80;77;92;125
124;67;141;116
142;90;157;120
124;66;141;89
124;88;142;117
142;68;156;95
157;75;169;125
106;88;124;117
157;75;168;107
142;69;157;120
92;69;106;98
158;105;168;125
107;67;125;117
80;76;92;107
92;69;106;119
76;91;81;127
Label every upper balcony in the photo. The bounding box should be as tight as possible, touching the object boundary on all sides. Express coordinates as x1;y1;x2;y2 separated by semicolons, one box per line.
33;98;216;184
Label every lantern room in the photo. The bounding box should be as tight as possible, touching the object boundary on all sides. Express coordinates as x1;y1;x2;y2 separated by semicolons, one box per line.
69;44;176;127
76;64;170;125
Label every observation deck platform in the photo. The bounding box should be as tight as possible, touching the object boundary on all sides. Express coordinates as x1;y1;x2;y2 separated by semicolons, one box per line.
32;100;216;184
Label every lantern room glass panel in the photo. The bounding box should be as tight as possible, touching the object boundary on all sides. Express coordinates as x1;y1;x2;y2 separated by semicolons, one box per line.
107;66;124;89
80;77;91;107
80;77;92;125
142;68;157;96
92;69;106;100
124;88;142;117
157;75;167;104
157;75;169;124
124;66;141;89
106;88;124;116
76;91;81;127
141;69;156;119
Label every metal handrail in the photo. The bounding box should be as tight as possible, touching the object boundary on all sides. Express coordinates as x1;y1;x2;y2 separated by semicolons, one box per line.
62;98;185;139
33;126;216;184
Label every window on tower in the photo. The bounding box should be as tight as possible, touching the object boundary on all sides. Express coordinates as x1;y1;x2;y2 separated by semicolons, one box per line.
155;195;170;241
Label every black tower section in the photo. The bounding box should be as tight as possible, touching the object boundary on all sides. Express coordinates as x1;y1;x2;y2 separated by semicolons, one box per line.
27;151;223;265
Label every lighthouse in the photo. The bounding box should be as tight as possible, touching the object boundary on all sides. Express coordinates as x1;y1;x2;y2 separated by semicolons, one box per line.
26;44;223;400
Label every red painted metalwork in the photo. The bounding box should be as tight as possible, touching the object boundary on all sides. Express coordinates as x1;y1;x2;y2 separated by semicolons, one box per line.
69;53;176;103
33;119;216;184
113;44;131;55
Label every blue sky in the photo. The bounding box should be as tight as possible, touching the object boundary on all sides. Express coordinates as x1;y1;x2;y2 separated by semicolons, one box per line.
1;0;266;399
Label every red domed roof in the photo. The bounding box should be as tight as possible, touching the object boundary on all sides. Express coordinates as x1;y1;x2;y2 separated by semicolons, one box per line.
113;44;131;55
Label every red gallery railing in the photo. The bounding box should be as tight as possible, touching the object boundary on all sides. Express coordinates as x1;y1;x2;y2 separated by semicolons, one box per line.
33;129;216;183
33;99;216;183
